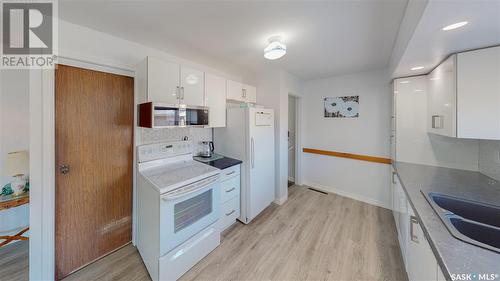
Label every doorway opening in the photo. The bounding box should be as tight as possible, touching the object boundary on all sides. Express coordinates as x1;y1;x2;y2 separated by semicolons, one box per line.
288;95;297;187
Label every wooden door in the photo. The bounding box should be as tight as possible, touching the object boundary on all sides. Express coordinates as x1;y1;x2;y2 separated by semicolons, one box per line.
55;65;134;279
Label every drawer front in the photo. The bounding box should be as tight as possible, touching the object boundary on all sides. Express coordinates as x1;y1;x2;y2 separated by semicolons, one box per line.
221;175;240;203
220;165;240;182
219;196;240;232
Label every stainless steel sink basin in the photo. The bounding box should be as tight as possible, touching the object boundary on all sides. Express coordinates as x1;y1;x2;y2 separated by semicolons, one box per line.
423;192;500;253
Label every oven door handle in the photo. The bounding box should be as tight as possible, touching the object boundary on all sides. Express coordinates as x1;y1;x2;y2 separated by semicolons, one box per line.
161;174;220;201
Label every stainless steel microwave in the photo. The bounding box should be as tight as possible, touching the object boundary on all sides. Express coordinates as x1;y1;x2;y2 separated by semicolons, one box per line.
138;102;209;128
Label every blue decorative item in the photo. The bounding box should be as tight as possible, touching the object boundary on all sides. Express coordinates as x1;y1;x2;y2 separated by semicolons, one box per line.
24;181;29;192
1;183;13;196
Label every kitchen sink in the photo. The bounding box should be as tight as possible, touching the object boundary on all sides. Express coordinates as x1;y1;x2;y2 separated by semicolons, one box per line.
423;192;500;253
429;193;500;228
448;216;500;250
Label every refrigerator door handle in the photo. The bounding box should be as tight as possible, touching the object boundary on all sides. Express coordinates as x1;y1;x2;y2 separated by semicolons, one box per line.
251;137;255;169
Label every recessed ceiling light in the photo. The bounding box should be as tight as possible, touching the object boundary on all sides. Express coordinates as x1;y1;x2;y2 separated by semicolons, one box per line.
399;80;410;84
442;21;468;31
264;36;286;60
411;66;425;71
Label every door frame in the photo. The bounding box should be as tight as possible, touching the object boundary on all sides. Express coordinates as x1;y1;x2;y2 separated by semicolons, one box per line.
29;57;136;281
288;93;303;186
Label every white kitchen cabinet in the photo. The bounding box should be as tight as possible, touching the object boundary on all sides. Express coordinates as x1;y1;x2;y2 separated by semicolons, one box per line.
393;172;409;267
392;169;445;281
180;66;204;106
390;83;396;161
139;56;180;104
407;207;438;281
205;73;227;127
227;80;257;103
427;55;456;137
427;46;500;140
457;46;500;139
218;164;241;232
242;84;257;103
137;57;205;106
227;80;243;101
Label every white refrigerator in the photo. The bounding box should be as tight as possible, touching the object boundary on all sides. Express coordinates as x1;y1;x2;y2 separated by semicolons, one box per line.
214;107;275;224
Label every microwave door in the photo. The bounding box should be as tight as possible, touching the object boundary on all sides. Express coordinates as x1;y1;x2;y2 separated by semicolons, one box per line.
186;108;209;126
153;106;179;127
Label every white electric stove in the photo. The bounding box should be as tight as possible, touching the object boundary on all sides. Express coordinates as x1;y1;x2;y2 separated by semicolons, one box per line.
137;141;221;281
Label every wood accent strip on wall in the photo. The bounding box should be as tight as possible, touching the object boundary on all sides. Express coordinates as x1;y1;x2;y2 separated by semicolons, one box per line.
303;148;392;164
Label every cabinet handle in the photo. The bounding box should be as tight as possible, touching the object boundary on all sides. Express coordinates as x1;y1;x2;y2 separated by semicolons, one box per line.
181;87;185;100
225;210;236;216
432;115;443;129
226;171;235;176
410;216;419;243
176;86;180;99
392;171;397;184
225;187;236;193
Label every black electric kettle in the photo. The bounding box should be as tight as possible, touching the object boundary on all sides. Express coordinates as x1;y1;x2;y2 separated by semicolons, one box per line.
200;141;215;158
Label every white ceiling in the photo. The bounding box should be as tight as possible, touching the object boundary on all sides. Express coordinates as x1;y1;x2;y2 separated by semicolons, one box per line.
58;1;408;80
393;0;500;78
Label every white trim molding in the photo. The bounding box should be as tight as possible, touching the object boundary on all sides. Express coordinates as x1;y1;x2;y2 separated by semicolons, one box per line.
29;68;56;281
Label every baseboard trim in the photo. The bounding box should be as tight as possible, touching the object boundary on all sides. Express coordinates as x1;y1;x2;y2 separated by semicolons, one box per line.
303;181;389;209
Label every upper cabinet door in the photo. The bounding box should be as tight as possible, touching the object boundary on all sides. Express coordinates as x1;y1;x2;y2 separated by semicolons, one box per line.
147;57;180;104
180;66;204;106
242;84;257;103
457;46;500;139
427;55;457;137
205;73;227;127
227;80;243;101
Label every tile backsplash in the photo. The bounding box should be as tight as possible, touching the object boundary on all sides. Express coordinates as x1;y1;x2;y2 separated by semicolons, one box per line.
139;127;212;156
478;140;500;181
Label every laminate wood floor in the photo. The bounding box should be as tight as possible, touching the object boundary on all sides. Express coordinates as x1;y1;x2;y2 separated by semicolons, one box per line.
1;186;408;281
0;240;29;281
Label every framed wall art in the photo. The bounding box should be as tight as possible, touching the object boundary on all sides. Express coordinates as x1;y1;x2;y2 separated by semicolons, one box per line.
324;96;359;118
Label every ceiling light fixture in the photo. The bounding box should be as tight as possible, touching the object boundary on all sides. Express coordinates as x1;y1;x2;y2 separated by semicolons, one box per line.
411;66;425;71
442;21;468;31
264;36;286;60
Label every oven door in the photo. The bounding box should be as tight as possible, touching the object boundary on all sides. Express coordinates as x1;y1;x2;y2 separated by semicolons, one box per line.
159;174;221;255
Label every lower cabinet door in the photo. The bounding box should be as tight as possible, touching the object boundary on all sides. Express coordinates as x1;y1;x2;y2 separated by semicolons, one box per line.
219;196;240;232
407;210;438;281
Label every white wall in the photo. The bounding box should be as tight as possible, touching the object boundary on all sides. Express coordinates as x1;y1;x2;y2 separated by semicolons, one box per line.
257;69;303;204
0;69;30;243
302;69;391;208
479;140;500;181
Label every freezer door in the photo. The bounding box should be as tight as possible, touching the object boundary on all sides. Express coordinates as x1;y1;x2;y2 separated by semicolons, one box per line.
247;108;275;222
